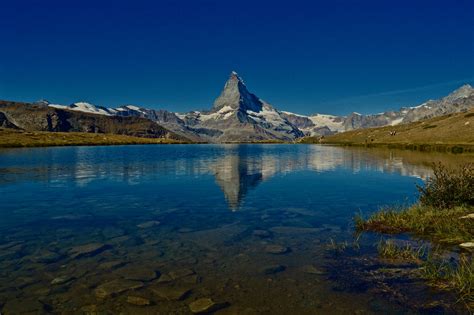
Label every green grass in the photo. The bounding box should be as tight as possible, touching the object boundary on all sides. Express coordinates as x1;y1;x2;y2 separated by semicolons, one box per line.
421;254;474;308
355;163;474;309
374;240;473;309
355;205;473;244
0;129;188;148
377;239;426;262
301;108;474;153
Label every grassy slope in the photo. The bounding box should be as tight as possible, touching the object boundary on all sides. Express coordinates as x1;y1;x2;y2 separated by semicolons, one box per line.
0;129;187;148
301;109;474;151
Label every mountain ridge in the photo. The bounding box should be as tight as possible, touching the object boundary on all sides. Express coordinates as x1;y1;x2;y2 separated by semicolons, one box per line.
2;73;473;142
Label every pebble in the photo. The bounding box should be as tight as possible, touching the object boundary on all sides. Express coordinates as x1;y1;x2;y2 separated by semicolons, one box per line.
119;266;159;281
69;243;109;259
151;286;191;301
169;268;195;279
262;264;286;275
98;260;126;270
264;245;289;254
189;298;227;314
253;230;271;238
137;220;161;229
300;265;326;275
95;279;144;298
127;296;151;306
51;276;75;285
35;251;63;264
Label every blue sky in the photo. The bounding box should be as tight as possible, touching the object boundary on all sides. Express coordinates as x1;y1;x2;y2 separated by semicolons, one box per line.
1;0;473;115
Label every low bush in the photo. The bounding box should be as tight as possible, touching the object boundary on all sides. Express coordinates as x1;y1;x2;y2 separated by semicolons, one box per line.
417;163;474;209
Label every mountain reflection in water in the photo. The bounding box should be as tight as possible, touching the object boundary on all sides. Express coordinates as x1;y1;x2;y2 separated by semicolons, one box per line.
0;144;462;211
0;144;471;314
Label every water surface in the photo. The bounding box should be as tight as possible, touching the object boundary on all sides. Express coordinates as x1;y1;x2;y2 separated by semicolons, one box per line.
0;144;467;314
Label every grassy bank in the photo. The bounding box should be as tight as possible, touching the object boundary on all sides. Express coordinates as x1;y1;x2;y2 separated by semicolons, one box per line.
356;163;474;309
301;109;474;153
0;128;188;148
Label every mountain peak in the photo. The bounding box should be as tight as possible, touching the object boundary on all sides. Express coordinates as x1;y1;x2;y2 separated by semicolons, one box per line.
444;84;474;102
212;71;262;112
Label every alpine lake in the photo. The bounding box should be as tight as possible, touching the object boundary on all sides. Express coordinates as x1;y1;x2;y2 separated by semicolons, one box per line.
0;144;472;314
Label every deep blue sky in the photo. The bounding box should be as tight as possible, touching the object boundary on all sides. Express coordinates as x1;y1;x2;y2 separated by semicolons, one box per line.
1;0;473;115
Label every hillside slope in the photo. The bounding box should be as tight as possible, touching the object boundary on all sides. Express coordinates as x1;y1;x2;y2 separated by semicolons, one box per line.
301;109;474;151
0;100;189;141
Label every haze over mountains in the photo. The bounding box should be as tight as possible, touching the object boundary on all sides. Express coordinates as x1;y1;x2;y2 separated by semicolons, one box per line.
1;72;473;142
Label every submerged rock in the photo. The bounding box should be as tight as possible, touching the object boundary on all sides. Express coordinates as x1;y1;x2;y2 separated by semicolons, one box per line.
189;298;228;314
151;286;191;301
262;264;286;275
95;279;144;298
99;260;127;270
253;230;271;238
169;268;195;279
51;275;75;285
119;266;159;282
127;296;151;306
264;245;289;254
137;220;161;229
300;265;326;275
69;243;110;259
35;251;64;264
3;298;47;314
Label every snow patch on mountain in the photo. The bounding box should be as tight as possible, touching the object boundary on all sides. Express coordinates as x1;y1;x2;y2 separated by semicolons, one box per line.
308;114;345;132
49;102;114;116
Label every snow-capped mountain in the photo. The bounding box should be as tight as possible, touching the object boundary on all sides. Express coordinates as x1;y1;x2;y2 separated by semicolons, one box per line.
49;101;116;116
42;73;474;141
176;71;303;142
282;84;474;134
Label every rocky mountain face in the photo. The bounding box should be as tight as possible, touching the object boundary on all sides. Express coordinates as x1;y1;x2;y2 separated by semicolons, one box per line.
176;72;303;142
0;101;187;141
283;84;474;135
1;73;473;141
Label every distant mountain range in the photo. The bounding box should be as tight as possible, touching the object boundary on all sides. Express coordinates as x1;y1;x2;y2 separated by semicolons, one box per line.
1;72;473;142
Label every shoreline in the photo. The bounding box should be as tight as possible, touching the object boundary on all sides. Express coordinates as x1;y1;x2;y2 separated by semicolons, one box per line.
2;129;474;152
319;141;474;153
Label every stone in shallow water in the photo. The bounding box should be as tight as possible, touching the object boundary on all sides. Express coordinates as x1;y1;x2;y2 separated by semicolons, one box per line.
3;298;46;314
102;227;125;239
151;286;191;301
119;266;159;281
156;273;173;284
137;220;161;229
0;241;22;251
300;265;326;275
99;260;127;270
35;251;64;264
262;264;286;275
264;245;289;254
51;275;75;285
95;279;144;298
253;230;271;238
189;298;228;314
127;296;151;306
169;268;195;279
69;243;109;259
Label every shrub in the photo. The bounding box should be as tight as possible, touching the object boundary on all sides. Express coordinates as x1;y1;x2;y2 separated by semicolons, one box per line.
418;163;474;209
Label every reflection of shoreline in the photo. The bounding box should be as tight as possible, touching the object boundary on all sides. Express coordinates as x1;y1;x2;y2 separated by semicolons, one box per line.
1;145;470;209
